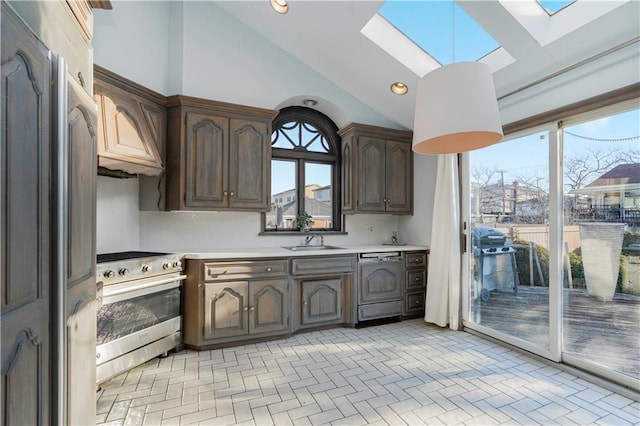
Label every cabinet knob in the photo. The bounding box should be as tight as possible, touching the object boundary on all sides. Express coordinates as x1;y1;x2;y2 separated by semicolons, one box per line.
415;300;420;305
383;198;387;202
223;191;229;196
244;306;249;311
303;300;308;305
249;306;255;311
266;267;272;272
415;277;420;281
230;191;235;197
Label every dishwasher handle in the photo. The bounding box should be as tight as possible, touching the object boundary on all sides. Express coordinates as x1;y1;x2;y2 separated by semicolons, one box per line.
359;252;402;262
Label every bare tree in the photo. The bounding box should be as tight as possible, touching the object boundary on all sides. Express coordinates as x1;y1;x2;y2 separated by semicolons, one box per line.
471;166;500;216
564;147;640;222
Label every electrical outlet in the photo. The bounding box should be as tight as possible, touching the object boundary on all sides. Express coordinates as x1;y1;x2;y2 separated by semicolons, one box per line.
366;224;374;232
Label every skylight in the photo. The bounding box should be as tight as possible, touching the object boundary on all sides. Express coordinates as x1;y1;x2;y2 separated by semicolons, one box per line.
378;1;500;65
537;0;576;15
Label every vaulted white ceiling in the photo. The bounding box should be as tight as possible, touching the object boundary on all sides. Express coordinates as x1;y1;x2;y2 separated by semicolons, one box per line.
216;0;639;129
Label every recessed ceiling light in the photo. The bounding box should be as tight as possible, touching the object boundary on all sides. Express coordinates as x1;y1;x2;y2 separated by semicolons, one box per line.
303;99;317;107
390;82;408;95
270;0;288;14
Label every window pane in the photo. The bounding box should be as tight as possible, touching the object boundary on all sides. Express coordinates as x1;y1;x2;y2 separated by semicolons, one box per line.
468;131;550;349
304;163;333;229
271;121;331;154
562;108;640;380
266;160;297;230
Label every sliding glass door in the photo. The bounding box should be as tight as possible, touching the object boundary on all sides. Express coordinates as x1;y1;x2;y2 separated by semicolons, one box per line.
462;101;639;387
464;130;552;358
561;108;640;385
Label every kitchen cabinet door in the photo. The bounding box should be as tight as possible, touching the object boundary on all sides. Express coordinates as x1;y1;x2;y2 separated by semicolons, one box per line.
403;251;428;317
249;279;290;334
203;282;248;340
385;140;412;214
165;96;277;212
338;123;413;214
300;278;343;326
184;111;229;209
341;133;356;213
228;119;270;210
64;73;98;425
1;5;52;423
357;136;387;212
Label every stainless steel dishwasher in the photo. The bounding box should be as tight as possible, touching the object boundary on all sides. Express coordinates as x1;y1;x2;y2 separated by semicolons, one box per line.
357;252;404;321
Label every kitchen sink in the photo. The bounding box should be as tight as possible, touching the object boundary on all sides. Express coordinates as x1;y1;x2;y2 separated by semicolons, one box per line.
282;245;344;251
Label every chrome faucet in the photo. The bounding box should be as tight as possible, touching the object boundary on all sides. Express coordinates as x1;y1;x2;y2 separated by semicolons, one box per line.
304;235;324;246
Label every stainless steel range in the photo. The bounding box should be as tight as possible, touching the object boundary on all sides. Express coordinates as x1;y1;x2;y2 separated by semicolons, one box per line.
96;251;185;384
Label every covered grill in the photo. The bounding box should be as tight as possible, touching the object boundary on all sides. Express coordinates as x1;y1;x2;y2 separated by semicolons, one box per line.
472;226;518;301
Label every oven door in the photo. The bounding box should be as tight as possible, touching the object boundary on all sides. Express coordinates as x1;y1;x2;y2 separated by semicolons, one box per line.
96;273;185;383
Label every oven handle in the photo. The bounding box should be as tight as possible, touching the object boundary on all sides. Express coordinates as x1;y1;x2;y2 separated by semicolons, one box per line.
102;275;187;305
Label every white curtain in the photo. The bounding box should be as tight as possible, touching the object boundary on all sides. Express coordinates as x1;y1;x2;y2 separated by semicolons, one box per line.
424;154;461;330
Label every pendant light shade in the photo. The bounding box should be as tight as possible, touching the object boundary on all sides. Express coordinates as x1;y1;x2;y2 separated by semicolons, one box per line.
412;62;503;155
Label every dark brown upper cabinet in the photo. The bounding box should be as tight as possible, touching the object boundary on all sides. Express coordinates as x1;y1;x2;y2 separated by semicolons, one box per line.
165;95;278;211
339;123;413;214
94;65;165;176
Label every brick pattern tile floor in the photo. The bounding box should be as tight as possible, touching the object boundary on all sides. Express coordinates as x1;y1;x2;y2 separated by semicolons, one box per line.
96;319;640;425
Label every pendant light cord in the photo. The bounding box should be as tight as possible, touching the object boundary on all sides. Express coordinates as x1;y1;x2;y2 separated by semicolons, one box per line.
451;1;455;63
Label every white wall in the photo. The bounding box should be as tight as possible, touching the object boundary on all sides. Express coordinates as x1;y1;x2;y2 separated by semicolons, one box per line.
96;176;140;253
398;154;438;246
92;1;170;94
139;211;400;253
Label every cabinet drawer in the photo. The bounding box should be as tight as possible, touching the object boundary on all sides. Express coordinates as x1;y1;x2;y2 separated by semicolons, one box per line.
405;252;427;268
404;291;425;315
291;256;356;276
358;301;402;321
205;260;288;280
406;270;426;290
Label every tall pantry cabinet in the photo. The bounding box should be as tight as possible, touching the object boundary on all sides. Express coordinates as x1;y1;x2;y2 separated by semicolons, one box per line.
1;1;98;424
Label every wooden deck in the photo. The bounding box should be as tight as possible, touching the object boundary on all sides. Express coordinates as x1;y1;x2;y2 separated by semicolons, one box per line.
470;286;640;379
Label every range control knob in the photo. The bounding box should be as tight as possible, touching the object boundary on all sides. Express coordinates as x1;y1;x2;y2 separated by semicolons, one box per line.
172;260;182;269
119;268;129;277
162;262;170;270
141;264;151;273
103;270;115;279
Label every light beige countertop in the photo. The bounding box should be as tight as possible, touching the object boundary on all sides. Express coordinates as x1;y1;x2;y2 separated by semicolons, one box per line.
183;244;429;260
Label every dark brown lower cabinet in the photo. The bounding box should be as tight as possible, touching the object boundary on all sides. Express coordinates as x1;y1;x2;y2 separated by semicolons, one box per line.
299;278;343;327
403;251;428;317
203;279;290;341
184;259;291;350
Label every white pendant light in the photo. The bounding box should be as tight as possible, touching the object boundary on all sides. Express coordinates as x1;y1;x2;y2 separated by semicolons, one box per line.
412;61;503;155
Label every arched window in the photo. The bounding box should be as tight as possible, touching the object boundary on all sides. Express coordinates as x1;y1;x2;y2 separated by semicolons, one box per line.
264;107;342;232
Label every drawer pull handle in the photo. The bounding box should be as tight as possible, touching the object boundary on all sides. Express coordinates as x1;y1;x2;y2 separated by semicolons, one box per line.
266;267;272;272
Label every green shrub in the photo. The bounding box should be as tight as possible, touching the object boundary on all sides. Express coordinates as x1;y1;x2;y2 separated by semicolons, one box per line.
513;238;550;287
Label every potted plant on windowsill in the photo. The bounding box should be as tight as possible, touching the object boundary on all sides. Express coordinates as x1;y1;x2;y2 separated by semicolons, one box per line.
296;211;313;232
